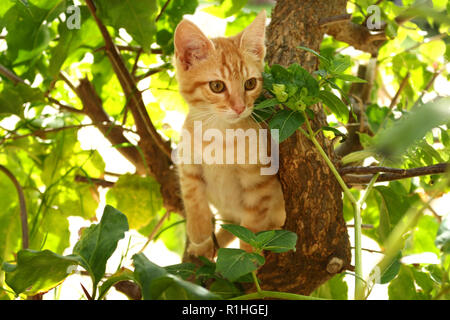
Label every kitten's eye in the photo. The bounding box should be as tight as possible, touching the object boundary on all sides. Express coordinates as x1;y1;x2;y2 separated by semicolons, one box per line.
244;78;257;91
209;81;226;93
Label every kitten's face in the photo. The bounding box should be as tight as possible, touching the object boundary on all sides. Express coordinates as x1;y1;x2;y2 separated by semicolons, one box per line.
174;11;266;124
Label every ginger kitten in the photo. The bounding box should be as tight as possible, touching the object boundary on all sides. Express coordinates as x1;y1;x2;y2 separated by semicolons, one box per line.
174;11;286;259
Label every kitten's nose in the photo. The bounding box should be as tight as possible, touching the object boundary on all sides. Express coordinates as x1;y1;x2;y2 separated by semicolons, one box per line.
231;105;245;115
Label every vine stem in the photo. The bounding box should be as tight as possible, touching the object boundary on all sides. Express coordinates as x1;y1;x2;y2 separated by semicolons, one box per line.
0;165;29;249
301;111;363;300
236;255;325;300
251;271;262;293
231;290;325;300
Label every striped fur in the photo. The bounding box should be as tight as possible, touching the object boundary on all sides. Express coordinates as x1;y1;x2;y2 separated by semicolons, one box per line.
174;11;286;259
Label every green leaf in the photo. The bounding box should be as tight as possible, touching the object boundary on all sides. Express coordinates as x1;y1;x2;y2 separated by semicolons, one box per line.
96;0;158;50
411;268;435;295
318;90;349;123
365;104;391;133
133;253;219;300
164;263;197;280
297;45;330;67
269;110;305;143
2;1;65;63
97;268;135;300
72;205;129;288
375;98;450;159
388;265;418;300
3;249;79;295
333;73;367;83
49;6;102;76
216;248;265;282
203;0;247;18
0;83;45;118
220;224;256;245
106;174;163;230
375;185;419;243
435;212;450;254
311;273;348;300
209;278;241;299
255;230;297;253
254;98;279;110
379;251;402;284
226;11;257;36
404;215;440;256
341;149;376;165
321;126;347;140
330;55;351;75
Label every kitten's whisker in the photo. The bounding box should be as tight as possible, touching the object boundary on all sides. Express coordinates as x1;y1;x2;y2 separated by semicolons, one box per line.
250;114;263;129
251;111;268;127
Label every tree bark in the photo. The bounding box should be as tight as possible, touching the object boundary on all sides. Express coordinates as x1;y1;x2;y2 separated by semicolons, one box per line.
257;0;351;294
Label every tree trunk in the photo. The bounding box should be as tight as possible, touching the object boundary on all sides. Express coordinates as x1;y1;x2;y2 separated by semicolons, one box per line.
257;0;351;294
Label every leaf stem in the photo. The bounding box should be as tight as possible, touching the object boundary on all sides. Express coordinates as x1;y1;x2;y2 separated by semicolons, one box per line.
251;271;262;294
0;165;29;249
231;290;325;300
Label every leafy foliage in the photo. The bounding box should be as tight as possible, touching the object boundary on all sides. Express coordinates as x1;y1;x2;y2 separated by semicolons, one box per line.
1;205;298;300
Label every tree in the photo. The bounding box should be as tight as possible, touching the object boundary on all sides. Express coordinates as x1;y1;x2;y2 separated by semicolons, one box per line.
0;0;449;300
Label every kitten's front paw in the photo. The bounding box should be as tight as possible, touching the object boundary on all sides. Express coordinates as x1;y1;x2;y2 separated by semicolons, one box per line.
188;238;215;260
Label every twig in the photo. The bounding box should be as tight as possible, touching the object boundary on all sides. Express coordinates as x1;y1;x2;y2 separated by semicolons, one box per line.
3;123;137;143
75;78;148;175
85;0;172;159
389;72;410;109
94;45;163;55
80;283;93;300
347;223;374;229
134;63;171;81
75;175;115;188
59;71;78;93
351;246;384;254
340;163;448;175
155;0;171;22
0;64;26;85
342;163;449;184
131;48;143;77
412;68;444;109
47;97;85;114
138;211;171;253
0;165;29;249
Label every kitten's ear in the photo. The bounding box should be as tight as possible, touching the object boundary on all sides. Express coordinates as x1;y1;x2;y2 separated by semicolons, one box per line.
174;20;214;70
238;10;266;60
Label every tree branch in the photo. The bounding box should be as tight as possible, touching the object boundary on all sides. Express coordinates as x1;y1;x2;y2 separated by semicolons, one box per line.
134;63;171;81
47;97;85;114
155;0;171;22
74;175;115;188
85;0;182;214
4;123;137;143
0;165;29;249
95;45;163;55
324;19;386;56
75;78;148;175
85;0;172;159
341;163;449;184
0;64;25;85
389;72;410;109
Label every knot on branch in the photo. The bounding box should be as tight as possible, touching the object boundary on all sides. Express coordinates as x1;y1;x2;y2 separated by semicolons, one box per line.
326;257;344;274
